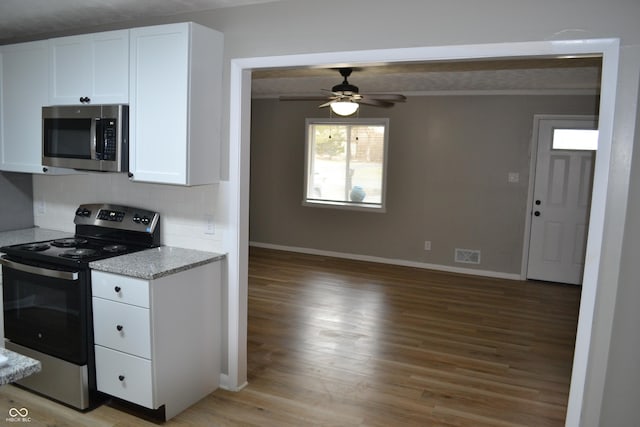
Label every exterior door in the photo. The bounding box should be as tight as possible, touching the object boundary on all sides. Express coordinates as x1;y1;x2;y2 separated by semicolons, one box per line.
527;117;597;285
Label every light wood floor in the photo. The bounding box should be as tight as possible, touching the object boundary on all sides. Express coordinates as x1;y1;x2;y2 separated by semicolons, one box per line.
0;247;581;426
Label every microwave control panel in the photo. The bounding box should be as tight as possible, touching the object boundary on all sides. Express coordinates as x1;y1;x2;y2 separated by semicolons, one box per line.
97;119;117;161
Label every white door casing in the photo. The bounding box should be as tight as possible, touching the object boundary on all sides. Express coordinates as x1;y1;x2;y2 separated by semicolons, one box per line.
527;116;597;285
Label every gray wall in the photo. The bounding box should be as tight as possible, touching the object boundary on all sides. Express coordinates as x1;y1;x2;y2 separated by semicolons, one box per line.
250;95;598;275
0;172;33;231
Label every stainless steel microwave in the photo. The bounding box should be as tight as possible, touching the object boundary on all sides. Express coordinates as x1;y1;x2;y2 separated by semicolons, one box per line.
42;104;128;172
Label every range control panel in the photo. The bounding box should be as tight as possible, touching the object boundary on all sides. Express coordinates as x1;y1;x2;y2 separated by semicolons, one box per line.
74;203;160;233
97;209;125;222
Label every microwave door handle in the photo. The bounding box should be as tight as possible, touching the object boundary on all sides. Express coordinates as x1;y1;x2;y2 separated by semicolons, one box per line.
90;118;98;160
0;258;79;281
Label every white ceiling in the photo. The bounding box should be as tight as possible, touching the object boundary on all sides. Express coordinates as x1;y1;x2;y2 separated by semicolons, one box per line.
252;58;603;97
0;0;282;43
0;1;603;96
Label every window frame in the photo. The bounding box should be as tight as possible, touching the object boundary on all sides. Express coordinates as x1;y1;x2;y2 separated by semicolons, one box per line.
303;117;390;212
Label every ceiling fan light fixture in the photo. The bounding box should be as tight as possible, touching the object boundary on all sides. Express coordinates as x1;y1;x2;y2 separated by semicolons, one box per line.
330;101;359;116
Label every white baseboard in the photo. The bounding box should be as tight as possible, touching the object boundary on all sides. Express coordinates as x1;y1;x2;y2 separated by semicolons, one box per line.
249;241;522;281
218;373;248;392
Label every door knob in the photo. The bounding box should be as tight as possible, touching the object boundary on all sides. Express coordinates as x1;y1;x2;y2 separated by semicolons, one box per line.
534;211;541;216
535;200;541;205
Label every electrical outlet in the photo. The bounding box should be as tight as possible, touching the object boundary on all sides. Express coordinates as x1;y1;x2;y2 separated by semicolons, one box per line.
424;240;431;251
204;215;215;235
36;200;46;215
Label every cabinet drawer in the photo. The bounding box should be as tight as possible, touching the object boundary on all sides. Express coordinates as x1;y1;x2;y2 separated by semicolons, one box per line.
92;271;150;307
92;298;151;358
95;345;154;408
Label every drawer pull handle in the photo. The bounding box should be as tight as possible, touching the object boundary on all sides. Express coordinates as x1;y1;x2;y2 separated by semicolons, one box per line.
118;375;125;381
114;286;121;293
116;325;123;332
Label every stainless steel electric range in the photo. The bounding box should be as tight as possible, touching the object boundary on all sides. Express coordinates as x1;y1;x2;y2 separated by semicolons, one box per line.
0;203;160;410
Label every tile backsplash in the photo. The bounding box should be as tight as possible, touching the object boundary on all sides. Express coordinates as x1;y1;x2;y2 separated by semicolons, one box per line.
33;172;224;252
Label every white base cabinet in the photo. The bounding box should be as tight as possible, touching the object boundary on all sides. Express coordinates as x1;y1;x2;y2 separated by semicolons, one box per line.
91;262;221;420
128;22;223;185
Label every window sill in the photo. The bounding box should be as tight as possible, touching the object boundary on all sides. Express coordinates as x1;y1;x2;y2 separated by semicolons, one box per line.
302;200;386;213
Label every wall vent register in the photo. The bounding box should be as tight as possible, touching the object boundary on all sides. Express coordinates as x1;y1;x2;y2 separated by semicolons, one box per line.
455;248;481;265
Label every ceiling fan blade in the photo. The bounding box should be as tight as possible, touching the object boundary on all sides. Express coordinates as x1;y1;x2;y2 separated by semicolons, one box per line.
357;98;395;108
318;100;336;108
321;88;343;96
362;93;407;102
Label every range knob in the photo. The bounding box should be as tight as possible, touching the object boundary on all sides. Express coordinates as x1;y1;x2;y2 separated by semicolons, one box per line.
133;214;141;223
75;208;91;217
141;216;150;225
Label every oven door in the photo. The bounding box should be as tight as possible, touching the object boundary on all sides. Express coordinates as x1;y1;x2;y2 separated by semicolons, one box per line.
1;257;89;365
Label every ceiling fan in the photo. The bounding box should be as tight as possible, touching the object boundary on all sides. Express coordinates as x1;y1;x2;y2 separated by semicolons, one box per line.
280;67;407;115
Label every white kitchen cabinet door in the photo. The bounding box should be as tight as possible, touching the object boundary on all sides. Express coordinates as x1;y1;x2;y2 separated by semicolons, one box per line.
49;29;129;105
0;41;49;173
128;22;223;185
0;41;81;174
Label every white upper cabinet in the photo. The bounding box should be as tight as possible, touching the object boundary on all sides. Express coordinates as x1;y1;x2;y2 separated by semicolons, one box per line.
0;41;67;174
49;29;129;105
128;22;223;185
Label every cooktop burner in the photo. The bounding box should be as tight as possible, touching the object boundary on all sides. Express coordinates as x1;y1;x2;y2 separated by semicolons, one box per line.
19;243;51;252
60;248;98;259
103;244;128;253
51;238;89;248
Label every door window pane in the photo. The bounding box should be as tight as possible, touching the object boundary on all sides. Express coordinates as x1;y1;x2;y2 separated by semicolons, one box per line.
552;128;598;150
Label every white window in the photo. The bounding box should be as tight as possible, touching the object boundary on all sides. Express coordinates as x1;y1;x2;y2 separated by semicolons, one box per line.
304;118;389;211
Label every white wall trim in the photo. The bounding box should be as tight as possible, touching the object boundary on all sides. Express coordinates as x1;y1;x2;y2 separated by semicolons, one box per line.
250;241;522;281
228;37;620;427
218;373;248;392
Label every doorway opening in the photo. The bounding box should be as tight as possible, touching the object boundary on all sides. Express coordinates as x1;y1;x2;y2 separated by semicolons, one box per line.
228;38;619;426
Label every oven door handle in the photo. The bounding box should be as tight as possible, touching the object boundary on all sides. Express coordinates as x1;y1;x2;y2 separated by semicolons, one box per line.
0;258;79;281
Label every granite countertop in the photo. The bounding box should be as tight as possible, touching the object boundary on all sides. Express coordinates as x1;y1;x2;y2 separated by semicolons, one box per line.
0;348;41;386
0;227;74;249
89;246;226;280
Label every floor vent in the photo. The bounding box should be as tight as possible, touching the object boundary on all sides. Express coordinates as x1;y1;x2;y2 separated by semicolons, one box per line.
455;248;481;264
